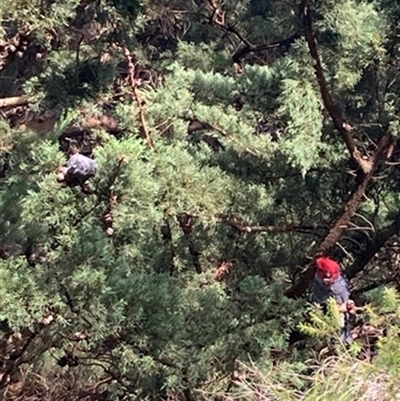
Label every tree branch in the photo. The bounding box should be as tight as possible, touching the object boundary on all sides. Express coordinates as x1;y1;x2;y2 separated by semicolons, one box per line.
124;48;154;149
201;0;299;63
0;95;28;108
283;2;398;298
285;131;394;298
218;215;327;234
352;276;398;295
232;34;301;63
301;0;371;174
346;214;400;280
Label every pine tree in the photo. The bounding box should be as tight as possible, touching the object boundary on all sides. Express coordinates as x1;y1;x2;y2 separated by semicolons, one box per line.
1;0;400;400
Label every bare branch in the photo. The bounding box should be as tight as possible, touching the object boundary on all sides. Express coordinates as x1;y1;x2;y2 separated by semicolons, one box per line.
232;34;301;63
200;0;300;62
0;95;29;108
218;215;327;234
335;242;355;262
353;213;376;232
346;216;400;280
123;48;154;149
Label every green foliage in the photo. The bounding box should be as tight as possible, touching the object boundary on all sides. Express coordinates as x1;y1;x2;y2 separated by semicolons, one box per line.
175;41;231;72
299;298;344;340
278;78;324;174
232;320;400;401
319;0;387;90
2;0;400;400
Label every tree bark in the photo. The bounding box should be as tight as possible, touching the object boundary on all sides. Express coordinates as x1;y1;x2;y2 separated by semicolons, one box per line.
285;131;393;298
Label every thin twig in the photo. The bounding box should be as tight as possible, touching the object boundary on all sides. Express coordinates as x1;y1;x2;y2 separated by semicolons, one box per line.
123;48;154;149
335;242;355;262
75;34;84;87
353;213;376;232
218;215;327;234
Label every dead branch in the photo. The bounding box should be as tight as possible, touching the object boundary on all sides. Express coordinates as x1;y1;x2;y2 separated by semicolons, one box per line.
335;242;354;262
353;212;376;232
346;215;400;280
232;34;301;63
123;48;154;149
0;312;56;391
206;0;250;47
0;95;28;108
218;215;327;234
202;0;300;62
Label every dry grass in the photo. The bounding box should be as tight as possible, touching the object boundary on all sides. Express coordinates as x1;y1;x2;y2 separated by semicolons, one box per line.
224;353;400;401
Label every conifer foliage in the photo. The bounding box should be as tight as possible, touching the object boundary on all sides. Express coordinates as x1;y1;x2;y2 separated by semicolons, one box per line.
1;0;400;399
